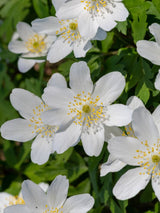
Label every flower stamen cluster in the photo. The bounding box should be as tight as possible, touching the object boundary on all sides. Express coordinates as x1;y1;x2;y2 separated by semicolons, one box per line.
25;34;46;53
6;196;25;206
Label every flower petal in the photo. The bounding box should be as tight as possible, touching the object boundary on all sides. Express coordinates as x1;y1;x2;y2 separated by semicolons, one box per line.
31;134;53;165
104;104;132;126
126;96;144;110
154;69;160;91
92;71;125;105
53;122;82;154
47;175;69;209
152;178;160;201
93;28;107;41
0;193;12;208
137;40;160;65
42;87;74;109
22;180;47;210
113;167;150;200
108;136;144;166
4;205;30;213
18;58;36;73
47;37;73;63
10;88;42;119
81;125;104;156
47;73;67;88
69;61;93;94
52;0;66;10
152;104;160;134
0;119;36;142
132;107;159;146
16;22;35;41
98;14;117;32
8;40;28;54
63;194;94;213
73;40;92;58
112;2;129;21
149;23;160;45
32;17;60;35
100;155;126;176
104;126;123;142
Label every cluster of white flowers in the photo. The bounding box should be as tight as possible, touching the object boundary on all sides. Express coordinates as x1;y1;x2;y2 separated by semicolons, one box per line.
3;0;160;210
8;0;129;72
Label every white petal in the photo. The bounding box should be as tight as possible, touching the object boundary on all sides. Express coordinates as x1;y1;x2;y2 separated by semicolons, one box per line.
42;87;74;109
93;28;107;41
56;0;82;19
52;0;66;11
47;37;73;63
81;125;104;156
31;134;53;165
22;180;47;210
69;61;93;94
18;58;36;73
137;40;160;65
63;194;94;213
92;71;125;105
73;40;92;58
113;167;150;200
78;11;99;38
104;126;123;142
112;2;129;21
38;183;49;192
10;88;42;119
100;155;126;176
4;205;30;213
53;122;81;154
0;119;36;142
126;96;144;110
108;136;144;166
47;73;67;88
8;40;28;54
32;17;60;35
154;69;160;91
152;104;160;134
98;14;117;32
16;22;35;41
132;107;159;146
152;178;160;201
149;23;160;45
104;104;132;126
47;175;69;209
42;109;72;128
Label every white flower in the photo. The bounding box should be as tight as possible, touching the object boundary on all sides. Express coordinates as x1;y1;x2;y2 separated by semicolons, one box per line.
42;61;132;157
8;22;56;73
0;183;49;213
56;0;129;39
137;23;160;66
100;96;144;177
4;175;94;213
108;107;160;200
0;88;59;165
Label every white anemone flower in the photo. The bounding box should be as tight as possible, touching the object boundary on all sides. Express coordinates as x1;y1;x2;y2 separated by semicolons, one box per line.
108;107;160;200
32;15;106;63
42;61;132;157
56;0;129;39
0;87;60;165
137;23;160;66
0;183;49;213
4;176;94;213
100;96;144;177
8;22;56;73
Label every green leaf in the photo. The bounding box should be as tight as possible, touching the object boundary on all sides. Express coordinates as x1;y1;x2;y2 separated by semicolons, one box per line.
33;0;49;18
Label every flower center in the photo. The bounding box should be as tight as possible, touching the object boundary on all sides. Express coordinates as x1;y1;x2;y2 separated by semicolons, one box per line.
82;104;91;113
56;20;81;44
43;205;63;213
6;196;25;206
69;22;78;31
152;155;160;163
26;34;46;53
28;102;57;138
67;91;105;127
